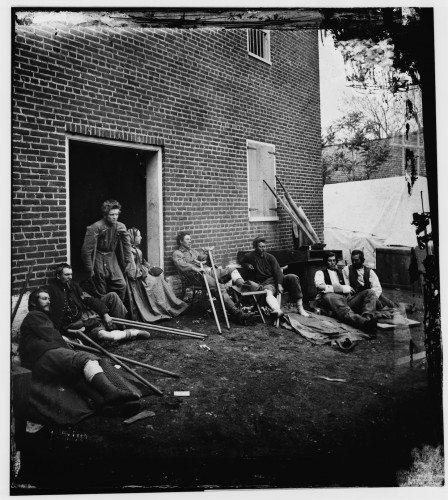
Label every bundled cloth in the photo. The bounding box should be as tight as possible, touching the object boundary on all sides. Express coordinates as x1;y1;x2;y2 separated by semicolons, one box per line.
281;312;371;347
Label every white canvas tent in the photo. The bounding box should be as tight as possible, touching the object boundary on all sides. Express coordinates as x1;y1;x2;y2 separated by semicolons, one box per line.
323;176;430;268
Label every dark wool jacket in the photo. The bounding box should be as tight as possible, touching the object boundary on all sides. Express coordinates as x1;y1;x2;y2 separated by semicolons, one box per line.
19;310;67;370
241;251;284;285
46;278;108;331
80;218;134;274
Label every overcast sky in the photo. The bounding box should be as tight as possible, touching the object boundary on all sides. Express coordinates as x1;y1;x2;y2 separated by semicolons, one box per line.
319;32;357;134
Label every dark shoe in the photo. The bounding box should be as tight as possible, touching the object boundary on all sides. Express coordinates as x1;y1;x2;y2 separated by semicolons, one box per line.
234;310;257;325
103;388;140;406
90;373;140;406
363;316;378;334
100;400;141;417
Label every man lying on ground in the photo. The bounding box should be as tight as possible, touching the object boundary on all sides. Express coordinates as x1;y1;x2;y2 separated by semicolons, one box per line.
46;263;150;342
240;236;309;318
314;252;377;333
172;231;254;324
19;288;140;414
342;249;396;310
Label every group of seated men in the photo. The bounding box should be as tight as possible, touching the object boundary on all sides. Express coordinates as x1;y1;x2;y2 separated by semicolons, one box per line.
172;233;310;323
172;232;390;335
18;212;390;417
315;249;394;333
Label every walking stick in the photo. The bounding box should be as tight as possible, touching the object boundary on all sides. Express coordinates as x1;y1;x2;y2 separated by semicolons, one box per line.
70;329;163;396
198;262;222;334
66;340;180;378
11;264;34;324
204;247;230;330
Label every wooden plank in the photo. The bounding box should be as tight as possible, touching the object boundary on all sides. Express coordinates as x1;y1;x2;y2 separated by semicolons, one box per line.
377;318;421;330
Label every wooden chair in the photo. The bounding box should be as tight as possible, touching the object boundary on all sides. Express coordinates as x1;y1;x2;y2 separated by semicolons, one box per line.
177;270;210;312
229;286;267;323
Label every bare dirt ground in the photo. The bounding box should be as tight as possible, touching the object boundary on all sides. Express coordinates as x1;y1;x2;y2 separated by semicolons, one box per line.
13;287;443;493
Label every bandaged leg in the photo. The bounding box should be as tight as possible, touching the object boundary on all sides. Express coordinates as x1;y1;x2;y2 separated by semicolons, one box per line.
97;329;128;341
83;359;104;383
265;290;283;317
97;328;150;341
230;269;244;287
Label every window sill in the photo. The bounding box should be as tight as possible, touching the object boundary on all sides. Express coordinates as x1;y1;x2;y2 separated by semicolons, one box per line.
248;52;272;65
249;216;279;223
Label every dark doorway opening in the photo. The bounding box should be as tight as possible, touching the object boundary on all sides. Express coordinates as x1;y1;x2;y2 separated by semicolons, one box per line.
69;140;149;278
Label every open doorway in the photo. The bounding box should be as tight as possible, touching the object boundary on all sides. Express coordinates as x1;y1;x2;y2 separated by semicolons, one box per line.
68;137;163;279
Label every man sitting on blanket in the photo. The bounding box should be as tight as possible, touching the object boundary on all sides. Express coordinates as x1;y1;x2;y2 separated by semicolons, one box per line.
19;287;140;414
240;236;309;318
46;263;150;343
314;252;377;333
342;249;396;310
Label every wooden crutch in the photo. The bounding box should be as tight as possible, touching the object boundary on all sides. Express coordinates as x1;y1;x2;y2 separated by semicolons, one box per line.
198;261;222;334
204;247;230;330
69;329;163;396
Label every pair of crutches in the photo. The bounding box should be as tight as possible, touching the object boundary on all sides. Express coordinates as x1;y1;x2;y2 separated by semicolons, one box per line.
196;247;230;335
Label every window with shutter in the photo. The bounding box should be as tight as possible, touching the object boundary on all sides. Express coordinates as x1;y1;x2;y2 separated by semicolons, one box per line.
247;140;278;222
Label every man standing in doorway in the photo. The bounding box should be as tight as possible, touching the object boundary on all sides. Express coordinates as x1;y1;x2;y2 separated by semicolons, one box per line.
81;199;136;302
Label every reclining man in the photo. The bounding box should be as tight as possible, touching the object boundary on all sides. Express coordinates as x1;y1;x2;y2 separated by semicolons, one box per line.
46;263;150;343
314;252;377;333
19;287;140;414
342;249;396;310
240;236;309;318
172;231;254;324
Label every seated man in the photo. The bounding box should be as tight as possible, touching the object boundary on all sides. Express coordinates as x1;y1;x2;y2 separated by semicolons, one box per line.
46;263;150;343
19;288;140;413
314;252;377;333
172;231;253;324
240;236;309;318
342;249;396;310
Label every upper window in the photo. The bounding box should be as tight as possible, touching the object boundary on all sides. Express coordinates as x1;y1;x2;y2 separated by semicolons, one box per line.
247;140;278;222
247;29;271;65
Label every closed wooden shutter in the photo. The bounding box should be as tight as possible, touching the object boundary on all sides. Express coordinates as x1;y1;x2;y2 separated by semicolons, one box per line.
247;140;277;220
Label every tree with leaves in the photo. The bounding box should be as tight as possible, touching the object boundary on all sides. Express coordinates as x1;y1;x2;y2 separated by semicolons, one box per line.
322;111;390;183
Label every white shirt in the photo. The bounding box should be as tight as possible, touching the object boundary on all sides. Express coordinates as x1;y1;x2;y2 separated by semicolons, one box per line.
342;265;382;299
314;269;352;296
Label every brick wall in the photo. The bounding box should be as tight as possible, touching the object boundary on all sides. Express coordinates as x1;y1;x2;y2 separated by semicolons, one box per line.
12;22;322;294
324;131;426;184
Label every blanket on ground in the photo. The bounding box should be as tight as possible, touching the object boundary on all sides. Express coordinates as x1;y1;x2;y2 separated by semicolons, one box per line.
26;358;152;426
281;312;372;346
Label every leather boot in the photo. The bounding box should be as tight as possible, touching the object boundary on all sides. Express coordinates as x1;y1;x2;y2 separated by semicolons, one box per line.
74;378;104;410
221;290;255;324
89;373;139;406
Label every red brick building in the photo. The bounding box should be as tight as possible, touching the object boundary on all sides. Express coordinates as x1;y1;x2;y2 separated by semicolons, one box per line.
12;12;323;293
323;130;426;184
